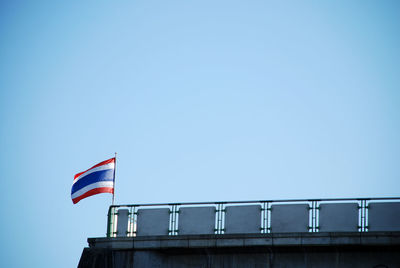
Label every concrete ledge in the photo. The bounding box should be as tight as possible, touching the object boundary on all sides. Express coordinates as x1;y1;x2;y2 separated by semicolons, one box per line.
88;232;400;250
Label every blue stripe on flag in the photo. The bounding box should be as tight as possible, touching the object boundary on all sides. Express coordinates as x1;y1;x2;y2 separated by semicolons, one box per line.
71;169;114;194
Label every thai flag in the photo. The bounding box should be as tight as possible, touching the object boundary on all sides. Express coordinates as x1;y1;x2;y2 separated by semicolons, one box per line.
71;158;115;204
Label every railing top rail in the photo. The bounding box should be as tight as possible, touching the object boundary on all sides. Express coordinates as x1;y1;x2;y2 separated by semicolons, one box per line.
110;196;400;209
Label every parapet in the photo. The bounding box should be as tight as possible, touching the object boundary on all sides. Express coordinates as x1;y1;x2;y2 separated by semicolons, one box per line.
106;197;400;237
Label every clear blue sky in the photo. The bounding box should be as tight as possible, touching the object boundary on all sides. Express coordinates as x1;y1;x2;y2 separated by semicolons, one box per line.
1;0;399;267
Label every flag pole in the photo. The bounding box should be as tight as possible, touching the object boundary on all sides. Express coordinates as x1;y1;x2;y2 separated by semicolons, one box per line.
112;152;117;206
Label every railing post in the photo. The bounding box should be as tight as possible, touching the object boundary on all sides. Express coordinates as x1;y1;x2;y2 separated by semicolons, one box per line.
168;204;179;235
359;199;369;232
261;202;270;233
215;203;226;234
128;206;137;237
107;206;114;238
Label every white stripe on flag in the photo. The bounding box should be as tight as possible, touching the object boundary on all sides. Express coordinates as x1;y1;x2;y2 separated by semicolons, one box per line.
73;162;115;184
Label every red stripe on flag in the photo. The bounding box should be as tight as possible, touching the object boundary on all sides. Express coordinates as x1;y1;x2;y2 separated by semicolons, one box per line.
72;187;114;204
74;158;115;180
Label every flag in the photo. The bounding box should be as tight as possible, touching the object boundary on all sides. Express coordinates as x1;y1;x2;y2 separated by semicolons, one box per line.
71;157;115;204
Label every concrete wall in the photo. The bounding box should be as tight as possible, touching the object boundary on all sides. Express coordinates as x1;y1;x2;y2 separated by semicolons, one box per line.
79;245;400;268
78;232;400;268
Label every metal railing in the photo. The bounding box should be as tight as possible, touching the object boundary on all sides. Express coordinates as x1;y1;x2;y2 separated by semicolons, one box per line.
106;197;400;237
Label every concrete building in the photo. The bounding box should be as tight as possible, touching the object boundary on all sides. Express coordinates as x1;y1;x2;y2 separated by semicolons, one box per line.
78;197;400;268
